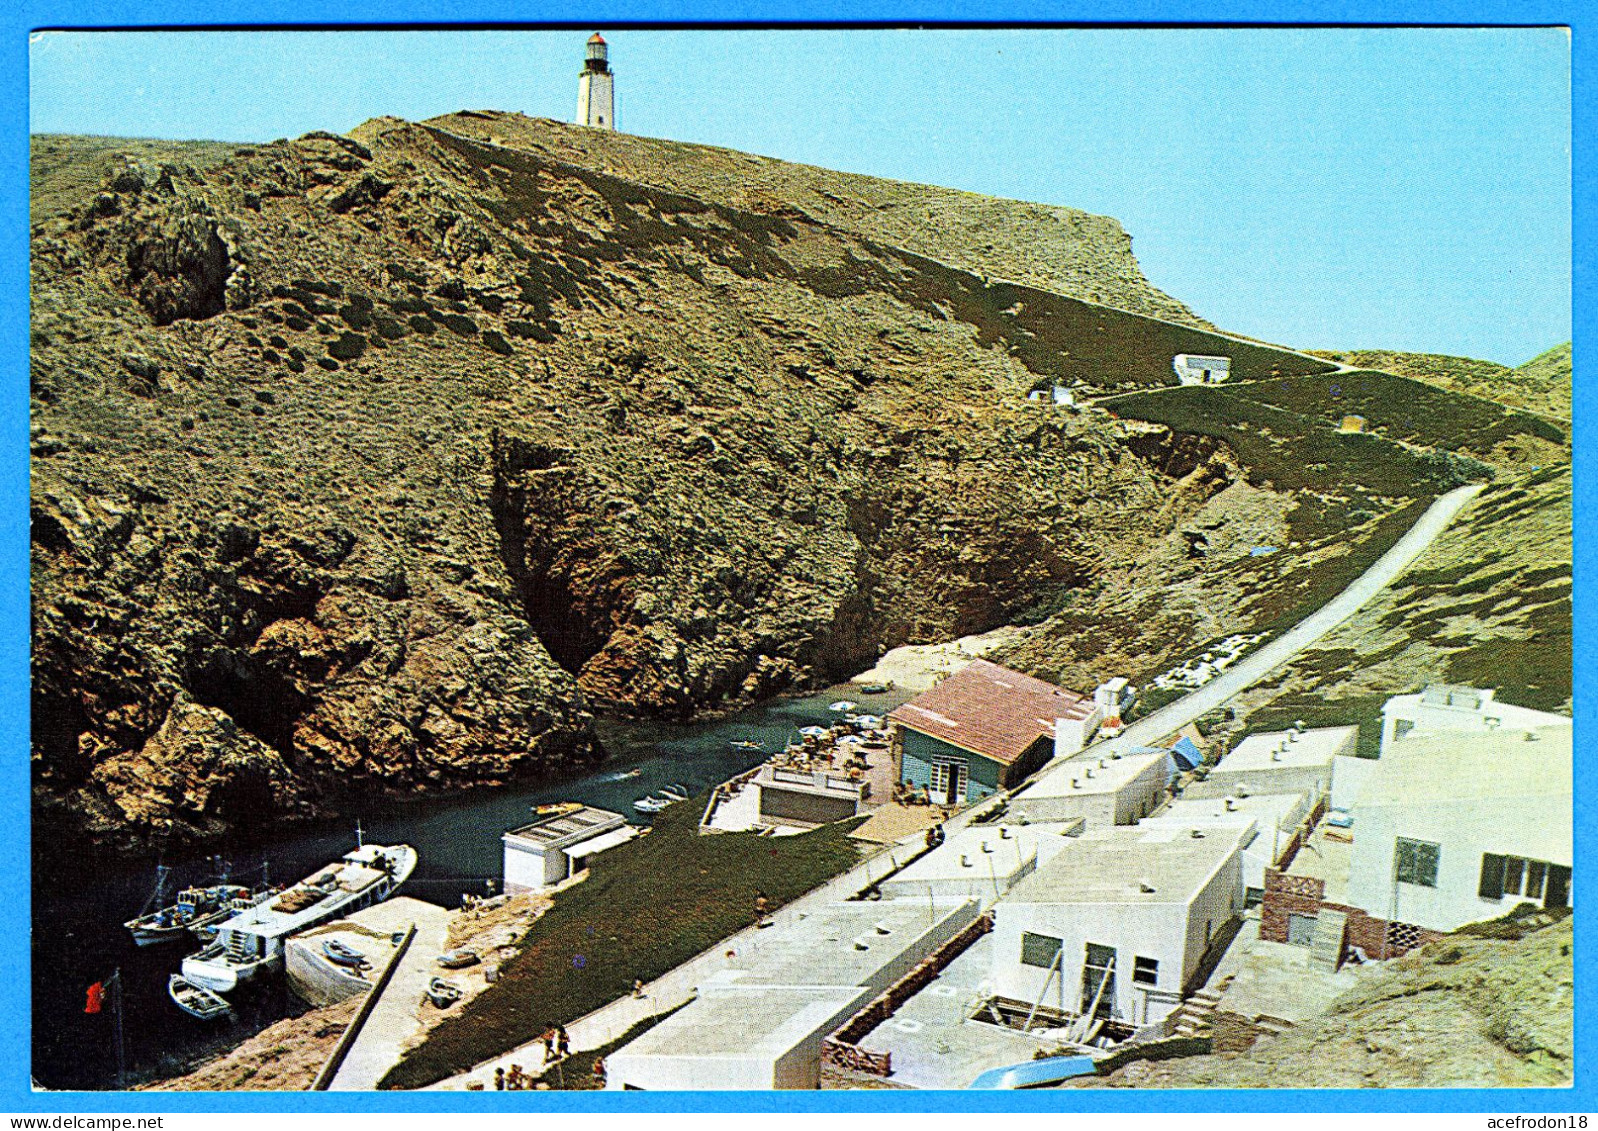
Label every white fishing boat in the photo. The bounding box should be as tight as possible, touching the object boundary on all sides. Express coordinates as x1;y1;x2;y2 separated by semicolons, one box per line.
125;861;257;946
180;842;416;994
633;795;669;813
168;975;233;1021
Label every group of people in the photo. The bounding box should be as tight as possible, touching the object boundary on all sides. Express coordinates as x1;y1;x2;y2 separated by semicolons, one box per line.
893;781;935;806
488;1024;575;1090
923;822;946;850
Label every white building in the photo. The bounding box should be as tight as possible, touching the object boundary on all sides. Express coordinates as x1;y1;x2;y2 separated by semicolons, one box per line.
576;33;615;129
1345;723;1572;933
877;824;1079;904
1379;685;1571;756
1172;354;1232;385
607;984;872;1090
606;899;978;1090
1138;792;1310;903
501;806;636;894
1010;748;1172;827
989;825;1247;1027
1187;725;1356;801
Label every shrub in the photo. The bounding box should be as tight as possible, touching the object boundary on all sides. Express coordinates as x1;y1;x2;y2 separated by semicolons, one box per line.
328;332;368;361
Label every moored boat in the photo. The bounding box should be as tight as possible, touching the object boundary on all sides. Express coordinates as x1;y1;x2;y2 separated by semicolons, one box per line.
728;739;763;752
180;841;416;994
126;861;257;947
633;795;669;813
659;783;690;803
437;948;479;970
534;801;583;817
168;975;233;1021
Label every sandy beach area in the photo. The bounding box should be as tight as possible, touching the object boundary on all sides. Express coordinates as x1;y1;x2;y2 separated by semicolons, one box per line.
848;626;1028;694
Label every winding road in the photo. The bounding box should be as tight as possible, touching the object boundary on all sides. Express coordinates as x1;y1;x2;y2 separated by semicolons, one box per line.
1038;481;1487;772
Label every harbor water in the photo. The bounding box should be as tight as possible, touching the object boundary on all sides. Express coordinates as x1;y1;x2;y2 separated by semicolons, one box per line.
31;683;909;1090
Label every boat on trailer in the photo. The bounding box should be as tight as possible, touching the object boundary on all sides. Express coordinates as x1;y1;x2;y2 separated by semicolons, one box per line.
168;975;233;1021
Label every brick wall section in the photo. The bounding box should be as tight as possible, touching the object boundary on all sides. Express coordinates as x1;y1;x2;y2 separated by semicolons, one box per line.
821;912;995;1078
1260;868;1442;959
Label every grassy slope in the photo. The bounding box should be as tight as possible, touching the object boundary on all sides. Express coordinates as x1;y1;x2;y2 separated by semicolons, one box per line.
1306;344;1572;421
379;799;863;1089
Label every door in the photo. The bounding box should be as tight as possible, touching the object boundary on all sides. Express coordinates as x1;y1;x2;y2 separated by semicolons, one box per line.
1080;942;1117;1017
930;758;968;805
1287;912;1318;947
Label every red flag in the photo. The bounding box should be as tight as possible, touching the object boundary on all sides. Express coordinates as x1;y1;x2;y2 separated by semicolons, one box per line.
84;982;104;1014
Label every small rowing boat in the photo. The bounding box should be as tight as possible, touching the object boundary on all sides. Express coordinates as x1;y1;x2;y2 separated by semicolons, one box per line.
322;939;369;969
168;974;232;1021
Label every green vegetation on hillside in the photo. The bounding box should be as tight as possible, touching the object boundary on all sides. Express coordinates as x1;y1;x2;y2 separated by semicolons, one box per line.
1306;343;1572;420
379;800;863;1089
1222;370;1566;467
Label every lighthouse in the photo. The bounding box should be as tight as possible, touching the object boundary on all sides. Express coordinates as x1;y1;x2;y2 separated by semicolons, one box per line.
576;33;615;130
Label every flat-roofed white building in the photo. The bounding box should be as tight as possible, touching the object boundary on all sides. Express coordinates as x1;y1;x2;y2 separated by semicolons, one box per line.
1187;725;1356;801
989;825;1247;1028
1139;792;1310;902
501;806;636;894
606;899;978;1090
877;824;1080;904
1345;723;1572;933
1380;685;1571;756
1010;748;1172;827
607;984;873;1090
1173;354;1232;385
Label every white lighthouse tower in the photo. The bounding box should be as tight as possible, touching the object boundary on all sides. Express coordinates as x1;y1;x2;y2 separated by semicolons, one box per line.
576;33;615;129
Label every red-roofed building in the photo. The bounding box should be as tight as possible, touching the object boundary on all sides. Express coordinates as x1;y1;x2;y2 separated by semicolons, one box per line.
888;660;1099;806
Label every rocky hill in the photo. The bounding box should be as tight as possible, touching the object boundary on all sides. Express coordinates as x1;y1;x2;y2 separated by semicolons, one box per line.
427;112;1215;329
1084;912;1572;1089
27;120;1497;847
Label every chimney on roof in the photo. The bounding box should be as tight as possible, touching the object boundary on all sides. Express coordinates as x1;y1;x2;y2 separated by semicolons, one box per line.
1224;796;1237;811
960;855;972;868
999;827;1011;839
1138;880;1157;893
1071;778;1080;789
1190;829;1205;838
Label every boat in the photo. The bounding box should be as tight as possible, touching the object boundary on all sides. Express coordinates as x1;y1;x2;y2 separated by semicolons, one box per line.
321;939;369;969
168;974;233;1021
180;841;416;994
426;977;463;1007
437;948;479;970
728;739;763;752
534;801;583;817
967;1054;1099;1089
633;796;669;813
125;861;256;946
860;682;892;695
659;783;690;803
829;700;858;713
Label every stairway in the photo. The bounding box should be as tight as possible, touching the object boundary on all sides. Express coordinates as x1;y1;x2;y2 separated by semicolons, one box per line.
1171;986;1225;1038
1310;909;1348;971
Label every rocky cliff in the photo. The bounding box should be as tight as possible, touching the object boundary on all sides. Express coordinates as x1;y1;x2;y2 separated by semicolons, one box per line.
26;118;1415;847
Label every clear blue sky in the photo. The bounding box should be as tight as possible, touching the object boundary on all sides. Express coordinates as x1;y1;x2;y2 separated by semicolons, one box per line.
29;27;1570;365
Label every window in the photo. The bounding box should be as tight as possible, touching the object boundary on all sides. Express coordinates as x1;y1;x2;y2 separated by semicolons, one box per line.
1480;854;1564;905
1395;838;1440;887
1020;931;1063;968
1133;956;1159;985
